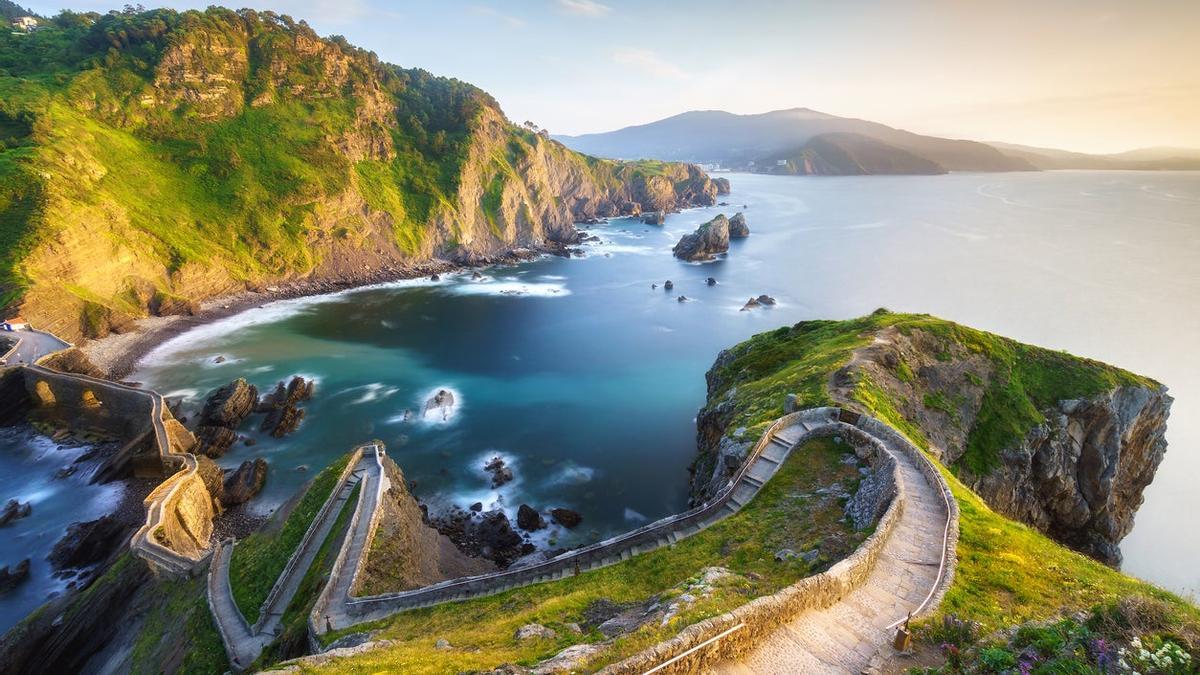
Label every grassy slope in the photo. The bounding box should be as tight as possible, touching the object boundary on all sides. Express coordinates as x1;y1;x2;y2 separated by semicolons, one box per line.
292;437;865;673
698;310;1194;635
229;452;352;624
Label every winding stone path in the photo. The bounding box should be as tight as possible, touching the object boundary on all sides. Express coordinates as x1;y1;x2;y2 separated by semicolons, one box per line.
710;418;952;675
207;446;377;671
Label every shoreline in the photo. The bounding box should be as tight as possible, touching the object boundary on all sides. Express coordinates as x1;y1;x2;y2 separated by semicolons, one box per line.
82;248;559;381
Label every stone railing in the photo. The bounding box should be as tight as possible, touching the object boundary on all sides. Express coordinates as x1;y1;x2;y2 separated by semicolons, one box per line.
598;410;959;674
254;445;368;634
313;408;842;631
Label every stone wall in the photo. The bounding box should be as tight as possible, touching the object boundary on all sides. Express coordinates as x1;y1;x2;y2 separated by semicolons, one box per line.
598;412;959;674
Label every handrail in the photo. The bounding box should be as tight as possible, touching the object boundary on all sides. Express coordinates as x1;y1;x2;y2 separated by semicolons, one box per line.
335;409;836;618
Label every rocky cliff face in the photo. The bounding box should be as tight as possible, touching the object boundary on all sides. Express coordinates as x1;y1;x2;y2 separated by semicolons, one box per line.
691;314;1171;567
0;8;719;341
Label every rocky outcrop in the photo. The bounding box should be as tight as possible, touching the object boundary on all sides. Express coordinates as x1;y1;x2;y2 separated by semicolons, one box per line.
550;507;582;528
713;177;731;195
222;458;268;506
484;455;514;488
0;499;31;526
356;456;494;595
517;504;546;531
728;212;750;237
422;389;455;421
673;214;730;261
49;515;128;573
195;378;258;456
258;376;313;437
0;558;30;593
428;506;533;569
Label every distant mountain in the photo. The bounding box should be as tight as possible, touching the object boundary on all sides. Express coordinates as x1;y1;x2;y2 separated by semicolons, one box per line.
556;108;1034;174
991;142;1200;170
759;133;946;176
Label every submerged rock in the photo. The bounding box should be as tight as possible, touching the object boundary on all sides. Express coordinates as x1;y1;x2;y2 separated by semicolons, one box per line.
0;558;30;593
673;214;730;261
222;458;268;506
550;508;582;528
0;499;32;527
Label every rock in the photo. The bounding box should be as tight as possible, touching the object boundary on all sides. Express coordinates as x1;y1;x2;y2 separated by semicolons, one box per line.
422;389;456;421
532;644;604;674
430;506;528;568
199;378;258;428
640;211;664;225
243;436;257;446
550;508;582;528
728;212;750;237
430;273;440;281
472;271;483;280
673;214;730;261
713;177;731;195
434;638;451;650
49;515;126;571
663;280;674;291
54;466;78;480
515;623;556;641
295;464;309;472
564;622;583;635
195;425;238;457
485;456;514;488
774;548;799;562
756;294;776;305
194;455;226;505
517;504;545;531
0;499;32;526
677;295;688;303
0;559;30;593
470;501;483;512
800;548;820;563
213;355;226;364
222;458;268;506
740;297;760;311
260;404;305;437
706;277;717;286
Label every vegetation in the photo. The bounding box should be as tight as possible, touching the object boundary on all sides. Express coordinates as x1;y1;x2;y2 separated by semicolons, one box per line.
695;310;1195;671
128;558;230;675
229;452;352;624
292;437;868;673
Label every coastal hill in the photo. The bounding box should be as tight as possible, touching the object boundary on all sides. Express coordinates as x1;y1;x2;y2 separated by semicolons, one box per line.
990;141;1200;170
0;7;720;342
555;107;1035;174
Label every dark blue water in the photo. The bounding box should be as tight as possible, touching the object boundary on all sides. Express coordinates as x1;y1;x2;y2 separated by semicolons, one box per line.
129;171;1200;597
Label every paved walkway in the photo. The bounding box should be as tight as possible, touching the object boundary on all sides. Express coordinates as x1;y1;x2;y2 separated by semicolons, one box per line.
0;327;70;365
710;423;951;675
207;447;377;671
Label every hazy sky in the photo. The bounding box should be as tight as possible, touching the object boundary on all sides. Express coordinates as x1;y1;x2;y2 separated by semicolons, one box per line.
23;0;1200;153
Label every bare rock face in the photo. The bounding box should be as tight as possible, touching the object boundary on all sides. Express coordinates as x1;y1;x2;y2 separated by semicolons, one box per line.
194;425;238;458
222;458;268;506
194;455;226;506
429;506;532;568
713;177;731;195
200;378;258;428
550;508;582;528
673;214;730;261
728;212;750;237
967;387;1171;565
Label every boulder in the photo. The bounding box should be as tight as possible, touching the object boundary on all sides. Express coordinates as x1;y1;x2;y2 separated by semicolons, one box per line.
222;458;268;506
515;623;556;641
740;297;760;311
49;515;126;571
469;502;483;512
484;456;514;488
640;211;665;225
516;504;545;531
550;508;582;528
677;295;688;303
260;404;305;437
756;294;776;305
663;280;674;290
672;214;730;261
0;499;32;527
713;177;731;195
422;389;456;421
706;277;717;286
0;558;30;593
729;212;750;237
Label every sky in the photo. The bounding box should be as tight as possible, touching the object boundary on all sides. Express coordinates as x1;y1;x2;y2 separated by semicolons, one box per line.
21;0;1200;154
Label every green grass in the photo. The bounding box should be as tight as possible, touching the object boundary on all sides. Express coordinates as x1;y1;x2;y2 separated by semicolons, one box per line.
229;452;353;624
129;560;230;675
256;482;361;668
295;437;867;673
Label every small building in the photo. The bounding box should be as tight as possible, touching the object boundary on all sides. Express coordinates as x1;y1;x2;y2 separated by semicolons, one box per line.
11;16;38;32
2;317;28;331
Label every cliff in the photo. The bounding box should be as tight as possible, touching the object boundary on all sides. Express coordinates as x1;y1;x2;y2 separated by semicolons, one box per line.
0;8;718;341
692;311;1170;566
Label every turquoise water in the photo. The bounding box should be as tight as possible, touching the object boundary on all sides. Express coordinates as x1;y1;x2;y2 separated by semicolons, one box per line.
129;171;1200;597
